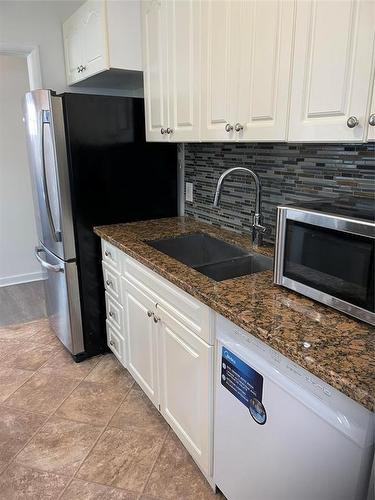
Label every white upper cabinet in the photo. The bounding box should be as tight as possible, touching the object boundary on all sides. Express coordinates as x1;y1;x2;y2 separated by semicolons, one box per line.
140;0;374;142
237;1;295;142
167;0;201;142
63;0;142;86
63;8;86;85
142;0;169;141
200;0;236;141
82;0;108;78
288;0;375;142
200;0;295;142
142;0;201;142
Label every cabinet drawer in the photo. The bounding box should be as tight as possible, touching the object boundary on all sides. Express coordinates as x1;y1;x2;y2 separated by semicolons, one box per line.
102;240;120;271
106;320;125;364
123;254;212;344
102;262;122;303
105;292;124;333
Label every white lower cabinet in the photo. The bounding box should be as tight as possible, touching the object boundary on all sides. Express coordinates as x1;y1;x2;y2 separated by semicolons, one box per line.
124;278;159;407
101;241;213;478
158;303;213;475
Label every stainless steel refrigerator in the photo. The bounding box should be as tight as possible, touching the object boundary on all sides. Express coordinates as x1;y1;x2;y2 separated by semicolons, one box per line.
23;90;177;361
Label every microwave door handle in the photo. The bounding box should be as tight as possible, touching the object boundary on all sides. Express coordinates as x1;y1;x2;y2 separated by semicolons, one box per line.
34;247;63;273
41;110;61;243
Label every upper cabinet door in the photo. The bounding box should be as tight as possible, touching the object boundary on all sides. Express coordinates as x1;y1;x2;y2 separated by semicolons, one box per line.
167;0;201;142
200;0;239;141
82;0;109;78
63;11;85;85
289;0;375;142
237;1;295;142
142;0;169;142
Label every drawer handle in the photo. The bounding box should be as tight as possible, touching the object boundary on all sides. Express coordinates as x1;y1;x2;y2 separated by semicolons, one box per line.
109;311;115;318
147;310;154;317
104;250;112;258
106;280;113;287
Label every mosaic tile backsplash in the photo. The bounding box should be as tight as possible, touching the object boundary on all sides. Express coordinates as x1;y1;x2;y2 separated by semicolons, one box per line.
184;142;375;244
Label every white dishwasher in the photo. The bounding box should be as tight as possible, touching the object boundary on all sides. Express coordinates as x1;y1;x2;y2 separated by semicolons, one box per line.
214;314;374;500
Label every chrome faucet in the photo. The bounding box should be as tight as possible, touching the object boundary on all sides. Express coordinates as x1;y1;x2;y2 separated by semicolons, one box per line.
213;167;267;247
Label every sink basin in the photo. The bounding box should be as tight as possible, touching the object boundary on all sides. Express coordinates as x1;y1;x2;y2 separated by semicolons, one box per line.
146;233;273;281
146;233;249;268
195;254;272;282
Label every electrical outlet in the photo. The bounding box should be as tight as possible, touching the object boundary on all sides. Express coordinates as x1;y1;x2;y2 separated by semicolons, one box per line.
185;182;193;202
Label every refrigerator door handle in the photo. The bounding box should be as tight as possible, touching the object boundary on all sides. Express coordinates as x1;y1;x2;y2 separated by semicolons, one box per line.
41;110;61;243
35;246;63;273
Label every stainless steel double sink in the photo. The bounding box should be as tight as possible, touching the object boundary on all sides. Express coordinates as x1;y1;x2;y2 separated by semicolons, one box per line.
146;233;273;282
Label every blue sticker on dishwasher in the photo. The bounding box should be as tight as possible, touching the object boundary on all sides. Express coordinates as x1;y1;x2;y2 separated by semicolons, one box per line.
221;347;265;423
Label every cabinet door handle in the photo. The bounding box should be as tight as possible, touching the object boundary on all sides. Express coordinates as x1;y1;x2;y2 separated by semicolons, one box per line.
153;315;160;323
346;116;359;128
109;340;115;347
147;310;154;317
369;114;375;126
109;311;115;318
225;123;233;132
166;127;174;134
105;279;113;287
104;250;111;258
77;66;81;73
234;122;244;132
160;127;166;135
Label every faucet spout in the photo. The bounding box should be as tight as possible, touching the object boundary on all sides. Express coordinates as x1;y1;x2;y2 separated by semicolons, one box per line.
213;166;266;247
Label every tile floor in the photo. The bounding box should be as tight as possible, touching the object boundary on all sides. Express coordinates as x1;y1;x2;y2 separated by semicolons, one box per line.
0;318;222;499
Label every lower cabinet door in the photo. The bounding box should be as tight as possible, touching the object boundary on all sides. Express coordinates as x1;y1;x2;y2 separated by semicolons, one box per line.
106;320;125;365
124;279;159;407
157;304;213;476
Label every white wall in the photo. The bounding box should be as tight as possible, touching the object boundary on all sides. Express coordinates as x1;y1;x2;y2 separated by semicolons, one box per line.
0;0;142;96
0;55;42;286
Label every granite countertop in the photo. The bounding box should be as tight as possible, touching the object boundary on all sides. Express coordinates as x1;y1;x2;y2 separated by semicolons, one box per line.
94;216;375;412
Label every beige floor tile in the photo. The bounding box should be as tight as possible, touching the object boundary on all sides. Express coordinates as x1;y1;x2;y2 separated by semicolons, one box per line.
16;416;102;477
39;349;101;381
0;406;47;471
56;380;125;425
77;427;166;492
29;323;63;347
140;496;167;500
0;318;47;341
85;354;134;391
110;389;169;436
0;366;34;402
0;341;58;371
5;372;79;414
144;431;216;499
60;479;139;499
0;463;69;499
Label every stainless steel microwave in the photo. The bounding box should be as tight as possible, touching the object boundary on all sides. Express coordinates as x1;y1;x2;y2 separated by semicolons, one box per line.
274;198;375;325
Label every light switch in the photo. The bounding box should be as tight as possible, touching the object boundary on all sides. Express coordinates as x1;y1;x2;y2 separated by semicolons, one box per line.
185;182;193;202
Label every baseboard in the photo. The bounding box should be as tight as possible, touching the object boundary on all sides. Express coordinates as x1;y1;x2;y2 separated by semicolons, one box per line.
0;271;47;288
